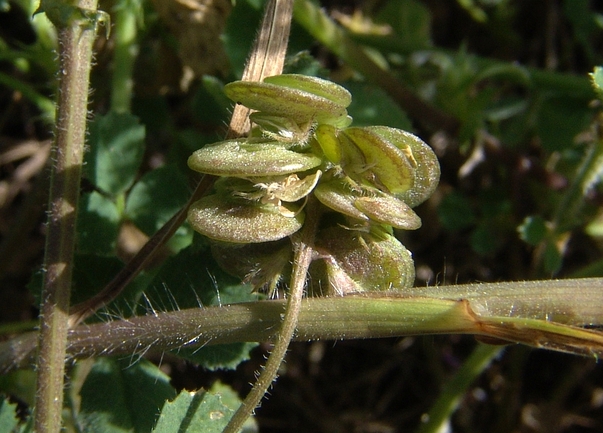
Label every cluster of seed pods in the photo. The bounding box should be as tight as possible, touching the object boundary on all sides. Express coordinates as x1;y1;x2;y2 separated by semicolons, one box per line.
187;74;440;295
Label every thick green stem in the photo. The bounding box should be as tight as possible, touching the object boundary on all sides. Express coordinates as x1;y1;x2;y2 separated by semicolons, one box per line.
61;282;603;358
35;1;99;432
2;278;603;373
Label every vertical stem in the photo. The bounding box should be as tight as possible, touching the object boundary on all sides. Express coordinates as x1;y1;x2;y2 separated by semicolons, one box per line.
224;197;321;433
35;2;99;432
415;344;502;433
111;0;139;113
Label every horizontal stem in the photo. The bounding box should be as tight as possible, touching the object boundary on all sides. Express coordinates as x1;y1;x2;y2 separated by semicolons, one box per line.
2;278;602;373
60;277;603;359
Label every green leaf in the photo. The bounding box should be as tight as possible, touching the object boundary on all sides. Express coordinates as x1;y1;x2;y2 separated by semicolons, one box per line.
86;111;146;195
0;398;20;432
125;165;192;251
563;0;600;65
28;254;120;307
375;0;432;49
77;191;120;255
152;383;257;433
78;358;176;433
518;215;548;246
70;255;130;306
222;0;262;79
192;77;231;126
0;369;36;408
282;51;327;77
470;223;502;257
173;343;258;371
438;192;476;231
29;252;156;318
536;95;592;152
73;254;158;316
543;241;564;275
142;246;259;312
208;382;257;432
132;96;171;136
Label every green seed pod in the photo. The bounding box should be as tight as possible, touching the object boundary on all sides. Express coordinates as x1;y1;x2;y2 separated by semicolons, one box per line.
366;126;440;207
188;194;304;243
311;226;415;295
224;75;352;128
314;178;421;230
314;179;370;222
263;74;352;107
340;127;415;195
188;139;322;177
354;195;421;230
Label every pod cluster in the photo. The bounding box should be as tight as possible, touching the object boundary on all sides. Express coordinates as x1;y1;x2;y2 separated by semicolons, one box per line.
187;74;440;294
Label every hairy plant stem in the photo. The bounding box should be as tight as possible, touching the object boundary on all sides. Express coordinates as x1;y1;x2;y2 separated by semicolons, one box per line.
224;197;320;433
64;276;603;358
35;1;99;431
2;278;603;373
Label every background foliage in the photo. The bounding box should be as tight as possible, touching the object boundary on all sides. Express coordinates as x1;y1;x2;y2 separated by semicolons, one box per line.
1;0;603;431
